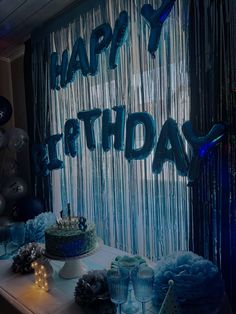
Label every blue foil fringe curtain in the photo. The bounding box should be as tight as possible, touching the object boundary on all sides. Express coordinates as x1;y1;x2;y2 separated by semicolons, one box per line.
189;0;236;310
31;0;190;261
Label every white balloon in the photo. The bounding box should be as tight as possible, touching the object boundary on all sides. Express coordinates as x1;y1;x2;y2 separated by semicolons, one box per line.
2;177;28;200
7;128;29;153
2;158;19;177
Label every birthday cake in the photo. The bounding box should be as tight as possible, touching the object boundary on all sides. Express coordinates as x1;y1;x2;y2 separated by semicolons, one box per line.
45;217;97;258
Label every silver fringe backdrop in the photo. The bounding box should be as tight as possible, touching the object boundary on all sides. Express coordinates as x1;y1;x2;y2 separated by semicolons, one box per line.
31;0;190;261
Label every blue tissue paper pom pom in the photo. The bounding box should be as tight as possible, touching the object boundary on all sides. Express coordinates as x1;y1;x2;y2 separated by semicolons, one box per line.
25;212;55;243
153;251;224;314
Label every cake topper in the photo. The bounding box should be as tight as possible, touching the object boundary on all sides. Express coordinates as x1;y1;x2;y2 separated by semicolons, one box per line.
55;216;87;231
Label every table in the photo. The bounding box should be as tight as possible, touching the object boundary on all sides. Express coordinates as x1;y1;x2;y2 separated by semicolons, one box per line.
0;244;157;314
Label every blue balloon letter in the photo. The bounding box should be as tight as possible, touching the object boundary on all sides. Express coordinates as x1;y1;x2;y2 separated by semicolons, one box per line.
90;23;112;75
46;134;64;170
67;38;90;82
77;109;102;150
152;118;189;176
31;144;49;176
102;106;126;151
64;119;80;157
109;11;128;69
182;121;225;182
50;50;68;90
141;0;176;57
125;112;156;160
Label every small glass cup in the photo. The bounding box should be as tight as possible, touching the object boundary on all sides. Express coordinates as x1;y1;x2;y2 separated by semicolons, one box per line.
118;257;140;314
131;265;154;314
0;225;11;259
10;222;25;250
107;268;130;314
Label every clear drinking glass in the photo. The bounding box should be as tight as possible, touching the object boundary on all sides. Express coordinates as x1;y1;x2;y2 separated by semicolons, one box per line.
10;222;25;251
107;268;130;314
118;257;140;314
131;266;154;314
0;225;11;259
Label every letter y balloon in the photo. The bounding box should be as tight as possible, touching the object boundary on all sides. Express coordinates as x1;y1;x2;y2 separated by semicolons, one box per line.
182;121;225;183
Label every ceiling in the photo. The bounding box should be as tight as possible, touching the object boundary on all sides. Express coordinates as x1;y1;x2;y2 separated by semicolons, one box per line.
0;0;79;60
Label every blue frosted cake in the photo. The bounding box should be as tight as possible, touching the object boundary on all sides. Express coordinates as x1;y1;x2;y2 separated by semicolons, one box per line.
45;217;97;258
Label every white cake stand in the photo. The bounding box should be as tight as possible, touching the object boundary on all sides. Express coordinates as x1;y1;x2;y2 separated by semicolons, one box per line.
44;238;103;279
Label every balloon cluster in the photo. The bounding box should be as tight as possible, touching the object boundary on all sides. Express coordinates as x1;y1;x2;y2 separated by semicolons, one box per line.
0;96;29;216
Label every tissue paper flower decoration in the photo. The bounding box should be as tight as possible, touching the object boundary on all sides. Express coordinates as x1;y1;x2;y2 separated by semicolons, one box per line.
111;255;146;269
12;242;44;274
75;270;116;314
25;212;55;243
153;251;224;314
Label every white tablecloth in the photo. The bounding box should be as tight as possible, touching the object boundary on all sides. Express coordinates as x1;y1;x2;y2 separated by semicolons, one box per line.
0;244;157;314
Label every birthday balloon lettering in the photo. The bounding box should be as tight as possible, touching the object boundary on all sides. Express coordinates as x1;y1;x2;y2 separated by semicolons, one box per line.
32;106;225;183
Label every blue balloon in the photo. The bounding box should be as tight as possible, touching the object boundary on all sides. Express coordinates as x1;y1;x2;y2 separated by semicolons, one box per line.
0;96;13;126
182;121;225;182
13;196;45;222
64;119;80;157
67;38;90;82
102;106;126;151
77;109;102;150
50;50;68;90
125;112;156;160
152;118;189;176
141;0;176;57
90;23;112;75
77;38;90;76
109;11;129;69
46;134;64;170
31;144;49;177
